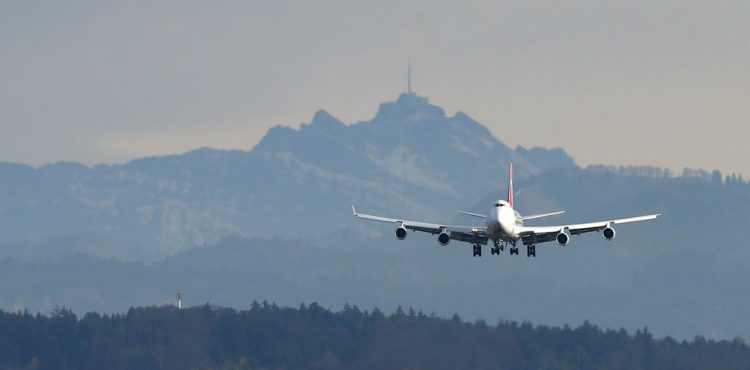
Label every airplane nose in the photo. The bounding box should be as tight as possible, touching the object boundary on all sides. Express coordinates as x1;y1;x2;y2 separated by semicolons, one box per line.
501;221;514;236
498;209;515;235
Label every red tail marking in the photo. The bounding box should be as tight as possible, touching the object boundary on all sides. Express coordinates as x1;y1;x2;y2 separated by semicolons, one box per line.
507;163;514;208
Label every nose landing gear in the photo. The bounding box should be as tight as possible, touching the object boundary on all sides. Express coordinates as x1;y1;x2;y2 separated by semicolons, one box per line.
490;241;508;255
506;241;519;256
490;241;500;255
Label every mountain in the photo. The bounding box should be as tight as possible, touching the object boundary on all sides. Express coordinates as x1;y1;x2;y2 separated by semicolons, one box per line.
2;93;750;340
0;93;574;260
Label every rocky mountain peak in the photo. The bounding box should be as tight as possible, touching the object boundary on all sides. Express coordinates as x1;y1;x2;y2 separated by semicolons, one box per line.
309;109;345;130
372;93;446;123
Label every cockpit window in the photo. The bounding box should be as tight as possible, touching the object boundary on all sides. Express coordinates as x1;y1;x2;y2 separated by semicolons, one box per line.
495;203;503;207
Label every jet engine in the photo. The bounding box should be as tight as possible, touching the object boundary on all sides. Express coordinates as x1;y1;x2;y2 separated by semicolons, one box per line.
602;226;616;240
556;232;570;246
395;227;407;240
438;232;450;246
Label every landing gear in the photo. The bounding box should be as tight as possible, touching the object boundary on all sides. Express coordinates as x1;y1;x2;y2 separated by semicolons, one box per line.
509;241;519;256
526;245;536;257
472;244;482;257
490;240;518;255
491;241;504;255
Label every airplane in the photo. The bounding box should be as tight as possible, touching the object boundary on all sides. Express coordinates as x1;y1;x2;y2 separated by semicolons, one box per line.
352;163;660;257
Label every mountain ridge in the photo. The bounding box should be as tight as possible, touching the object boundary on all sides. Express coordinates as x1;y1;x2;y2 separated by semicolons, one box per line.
1;94;750;339
0;93;576;259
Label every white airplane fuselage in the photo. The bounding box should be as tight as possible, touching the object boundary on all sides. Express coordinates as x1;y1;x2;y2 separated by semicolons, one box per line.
485;200;521;243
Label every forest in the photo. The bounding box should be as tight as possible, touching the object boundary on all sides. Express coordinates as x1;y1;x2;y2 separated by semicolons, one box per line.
0;303;748;370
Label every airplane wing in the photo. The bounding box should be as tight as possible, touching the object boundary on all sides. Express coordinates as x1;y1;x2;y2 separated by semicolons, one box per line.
515;213;660;246
519;210;565;221
352;206;489;245
457;211;486;218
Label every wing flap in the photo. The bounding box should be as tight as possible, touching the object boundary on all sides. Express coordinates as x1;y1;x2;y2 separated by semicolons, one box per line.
353;205;486;239
518;213;660;245
450;231;489;245
521;232;558;245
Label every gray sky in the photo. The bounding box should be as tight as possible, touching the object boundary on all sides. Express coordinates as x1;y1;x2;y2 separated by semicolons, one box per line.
2;0;749;176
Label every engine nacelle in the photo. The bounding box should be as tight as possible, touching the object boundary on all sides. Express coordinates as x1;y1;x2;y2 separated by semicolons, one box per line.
556;232;570;246
602;226;616;240
438;232;450;246
395;227;407;240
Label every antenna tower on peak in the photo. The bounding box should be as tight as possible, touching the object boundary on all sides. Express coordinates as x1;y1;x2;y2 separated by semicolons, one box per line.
407;59;412;94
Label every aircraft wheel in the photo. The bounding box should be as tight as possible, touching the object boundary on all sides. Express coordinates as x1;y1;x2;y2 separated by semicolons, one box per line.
472;245;482;257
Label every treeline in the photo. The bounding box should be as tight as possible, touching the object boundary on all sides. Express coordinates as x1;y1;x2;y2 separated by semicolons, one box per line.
0;303;748;370
586;164;748;187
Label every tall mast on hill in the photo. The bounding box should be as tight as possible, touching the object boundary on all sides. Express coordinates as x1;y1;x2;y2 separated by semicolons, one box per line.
407;59;412;94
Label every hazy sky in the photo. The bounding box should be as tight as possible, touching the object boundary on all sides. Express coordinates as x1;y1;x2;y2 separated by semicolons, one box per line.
2;0;749;176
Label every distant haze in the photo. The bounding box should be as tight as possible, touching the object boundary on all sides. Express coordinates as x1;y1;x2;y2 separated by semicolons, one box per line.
2;1;749;176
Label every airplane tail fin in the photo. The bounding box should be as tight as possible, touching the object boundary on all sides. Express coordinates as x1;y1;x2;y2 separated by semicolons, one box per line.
507;163;514;208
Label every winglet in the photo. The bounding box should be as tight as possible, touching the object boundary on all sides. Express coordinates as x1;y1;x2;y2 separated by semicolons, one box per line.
351;205;358;216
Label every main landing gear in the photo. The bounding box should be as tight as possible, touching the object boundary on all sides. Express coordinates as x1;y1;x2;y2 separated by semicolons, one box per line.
476;242;534;257
526;245;536;257
472;244;482;257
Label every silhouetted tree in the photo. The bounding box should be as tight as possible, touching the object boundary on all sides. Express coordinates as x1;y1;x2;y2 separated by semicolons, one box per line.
0;305;748;370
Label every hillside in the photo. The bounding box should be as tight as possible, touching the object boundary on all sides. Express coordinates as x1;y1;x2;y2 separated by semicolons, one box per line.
1;182;749;343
